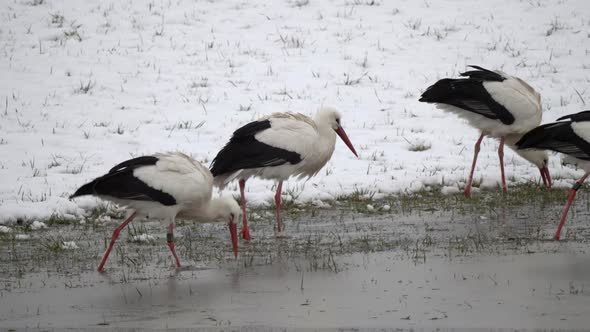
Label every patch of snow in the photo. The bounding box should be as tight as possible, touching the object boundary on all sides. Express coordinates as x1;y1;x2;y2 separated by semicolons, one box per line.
15;234;30;240
441;186;461;195
366;204;375;212
372;193;387;200
131;234;156;243
61;241;79;250
0;226;11;233
0;197;84;225
30;220;48;230
382;204;391;212
312;199;331;208
0;0;588;222
98;216;112;223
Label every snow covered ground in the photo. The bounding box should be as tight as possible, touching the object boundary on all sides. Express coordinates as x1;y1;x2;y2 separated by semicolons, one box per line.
1;0;589;224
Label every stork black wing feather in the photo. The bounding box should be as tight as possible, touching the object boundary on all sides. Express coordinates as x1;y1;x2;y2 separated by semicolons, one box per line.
70;156;176;206
419;78;515;125
230;120;272;141
516;121;590;161
210;119;302;177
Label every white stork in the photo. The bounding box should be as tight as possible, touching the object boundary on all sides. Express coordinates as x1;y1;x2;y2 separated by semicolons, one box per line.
517;111;590;240
70;152;240;272
210;106;358;239
419;65;551;197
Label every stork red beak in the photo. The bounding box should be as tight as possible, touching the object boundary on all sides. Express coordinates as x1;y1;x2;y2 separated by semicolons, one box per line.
228;218;238;258
540;166;552;189
335;127;358;158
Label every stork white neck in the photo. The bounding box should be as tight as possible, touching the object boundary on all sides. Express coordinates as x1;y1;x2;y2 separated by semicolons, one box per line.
504;133;548;169
178;196;239;222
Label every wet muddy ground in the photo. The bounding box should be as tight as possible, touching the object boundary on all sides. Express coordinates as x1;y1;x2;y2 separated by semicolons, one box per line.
1;188;590;329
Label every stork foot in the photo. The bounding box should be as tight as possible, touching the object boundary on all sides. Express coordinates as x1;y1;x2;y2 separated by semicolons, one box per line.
463;187;472;199
174;265;194;272
167;240;182;268
275;231;290;239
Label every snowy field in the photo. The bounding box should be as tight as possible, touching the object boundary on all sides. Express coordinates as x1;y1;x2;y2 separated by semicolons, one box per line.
1;0;590;224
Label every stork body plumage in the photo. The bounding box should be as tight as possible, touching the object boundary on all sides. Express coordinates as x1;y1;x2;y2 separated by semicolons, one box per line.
210;107;358;239
70;152;240;272
419;65;551;197
517;111;590;240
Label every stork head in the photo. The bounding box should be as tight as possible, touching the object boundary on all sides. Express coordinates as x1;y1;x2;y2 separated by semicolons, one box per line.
316;106;358;158
516;149;552;188
215;196;241;258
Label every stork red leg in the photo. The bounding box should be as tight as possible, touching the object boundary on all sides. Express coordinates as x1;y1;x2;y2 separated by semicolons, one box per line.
97;211;138;272
167;222;181;268
239;179;251;240
275;180;283;235
498;136;507;193
554;172;590;240
465;133;485;198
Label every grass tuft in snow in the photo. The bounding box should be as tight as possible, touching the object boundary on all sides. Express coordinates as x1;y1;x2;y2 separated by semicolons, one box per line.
405;18;422;30
403;137;432;152
546;17;566;36
50;13;65;27
346;0;381;5
63;22;83;42
290;0;310;8
343;72;368;86
278;34;306;48
336;187;376;202
408;142;431;152
75;80;95;94
45;213;78;226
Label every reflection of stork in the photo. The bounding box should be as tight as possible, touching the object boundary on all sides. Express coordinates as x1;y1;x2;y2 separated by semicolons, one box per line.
71;152;239;271
420;65;551;197
211;107;358;239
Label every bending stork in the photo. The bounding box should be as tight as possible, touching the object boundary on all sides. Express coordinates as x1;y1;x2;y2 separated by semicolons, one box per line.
517;111;590;240
70;152;240;272
419;65;551;197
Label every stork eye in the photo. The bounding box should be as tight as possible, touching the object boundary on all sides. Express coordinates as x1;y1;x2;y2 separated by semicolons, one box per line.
336;118;341;125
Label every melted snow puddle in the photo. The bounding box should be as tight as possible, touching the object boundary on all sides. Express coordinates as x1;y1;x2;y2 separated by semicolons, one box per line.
1;195;590;330
1;251;589;330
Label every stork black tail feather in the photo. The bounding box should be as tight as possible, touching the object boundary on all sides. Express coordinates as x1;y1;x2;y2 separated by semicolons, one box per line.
418;78;454;103
419;66;505;104
69;180;97;199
